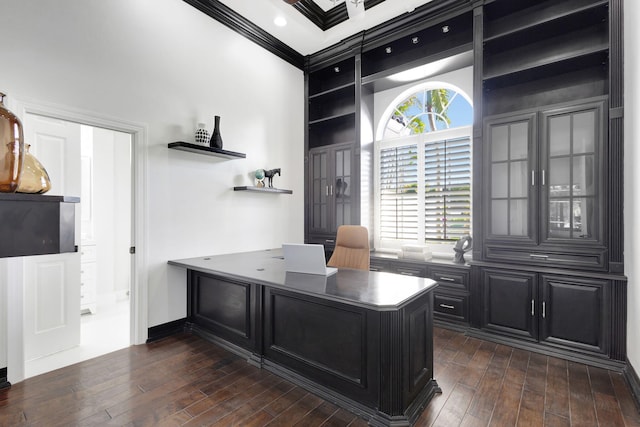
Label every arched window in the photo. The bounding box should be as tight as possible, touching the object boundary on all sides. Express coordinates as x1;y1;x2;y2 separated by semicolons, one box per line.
375;82;473;248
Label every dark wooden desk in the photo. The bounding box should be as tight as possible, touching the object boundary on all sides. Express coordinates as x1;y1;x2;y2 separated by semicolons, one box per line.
169;249;440;426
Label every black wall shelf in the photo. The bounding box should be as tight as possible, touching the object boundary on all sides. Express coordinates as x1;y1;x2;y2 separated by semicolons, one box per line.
234;186;292;194
168;142;246;159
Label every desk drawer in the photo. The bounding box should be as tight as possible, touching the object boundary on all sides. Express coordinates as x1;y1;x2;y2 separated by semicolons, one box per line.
434;293;468;323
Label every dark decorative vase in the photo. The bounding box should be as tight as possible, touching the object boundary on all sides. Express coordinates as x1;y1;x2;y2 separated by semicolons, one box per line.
0;92;24;193
209;115;223;149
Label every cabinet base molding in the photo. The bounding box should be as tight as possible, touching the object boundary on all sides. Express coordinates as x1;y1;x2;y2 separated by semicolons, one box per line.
146;318;187;343
185;322;262;366
466;329;626;372
185;320;440;427
262;359;439;427
434;319;469;333
624;360;640;412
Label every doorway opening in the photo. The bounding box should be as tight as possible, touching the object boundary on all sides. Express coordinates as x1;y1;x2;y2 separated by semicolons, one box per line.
21;116;133;378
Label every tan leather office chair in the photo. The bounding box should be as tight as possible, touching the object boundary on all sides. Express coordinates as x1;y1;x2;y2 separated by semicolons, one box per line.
327;225;370;271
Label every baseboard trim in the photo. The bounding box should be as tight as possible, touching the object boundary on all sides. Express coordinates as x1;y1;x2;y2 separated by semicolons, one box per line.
146;318;188;343
0;367;10;390
466;329;626;372
624;360;640;412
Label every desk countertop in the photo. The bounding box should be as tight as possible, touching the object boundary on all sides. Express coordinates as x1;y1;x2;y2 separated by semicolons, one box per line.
168;249;438;311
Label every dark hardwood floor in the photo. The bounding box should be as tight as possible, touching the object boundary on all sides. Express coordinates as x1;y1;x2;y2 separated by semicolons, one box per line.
1;327;639;426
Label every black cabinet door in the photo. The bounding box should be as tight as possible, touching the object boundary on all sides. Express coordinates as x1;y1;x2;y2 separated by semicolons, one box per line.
484;112;537;246
483;99;607;270
540;100;605;246
540;274;609;355
308;142;355;236
482;269;538;341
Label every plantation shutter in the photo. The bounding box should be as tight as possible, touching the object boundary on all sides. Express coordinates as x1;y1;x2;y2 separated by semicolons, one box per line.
379;144;419;240
424;137;471;240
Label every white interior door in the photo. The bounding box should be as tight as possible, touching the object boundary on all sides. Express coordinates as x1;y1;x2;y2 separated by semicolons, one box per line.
22;114;82;362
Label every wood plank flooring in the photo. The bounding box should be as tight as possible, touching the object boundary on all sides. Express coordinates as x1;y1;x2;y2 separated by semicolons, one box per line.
1;327;639;426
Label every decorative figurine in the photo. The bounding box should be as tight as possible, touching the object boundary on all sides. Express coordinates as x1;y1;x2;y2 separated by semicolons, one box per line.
264;168;281;188
195;123;209;145
255;169;265;187
453;235;472;264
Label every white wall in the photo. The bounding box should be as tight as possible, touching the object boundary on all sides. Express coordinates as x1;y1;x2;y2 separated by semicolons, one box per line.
0;0;304;360
624;0;640;374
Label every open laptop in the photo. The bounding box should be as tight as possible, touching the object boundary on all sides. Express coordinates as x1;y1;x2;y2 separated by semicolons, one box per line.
282;243;338;276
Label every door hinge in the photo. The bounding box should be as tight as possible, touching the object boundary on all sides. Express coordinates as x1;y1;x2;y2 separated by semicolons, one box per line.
129;246;136;254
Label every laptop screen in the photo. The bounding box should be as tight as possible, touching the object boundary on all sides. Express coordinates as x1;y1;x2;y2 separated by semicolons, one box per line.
282;243;337;276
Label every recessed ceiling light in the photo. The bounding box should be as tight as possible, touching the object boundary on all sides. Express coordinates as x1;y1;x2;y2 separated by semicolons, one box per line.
274;16;287;27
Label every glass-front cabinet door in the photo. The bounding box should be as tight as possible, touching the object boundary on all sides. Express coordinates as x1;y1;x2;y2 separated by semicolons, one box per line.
485;113;537;244
308;143;354;236
541;101;604;245
333;146;352;229
309;149;329;234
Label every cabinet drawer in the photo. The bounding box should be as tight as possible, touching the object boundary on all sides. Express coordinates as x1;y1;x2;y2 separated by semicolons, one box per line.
485;245;606;270
369;260;390;272
431;268;468;291
434;293;468;323
394;265;427;277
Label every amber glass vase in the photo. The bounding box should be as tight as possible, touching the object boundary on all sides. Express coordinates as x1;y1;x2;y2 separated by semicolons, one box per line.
17;144;51;194
0;92;24;193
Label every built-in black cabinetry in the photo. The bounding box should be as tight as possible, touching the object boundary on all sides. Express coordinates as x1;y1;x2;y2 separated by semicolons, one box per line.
306;52;361;248
303;0;626;369
370;255;470;327
360;10;473;85
308;57;356;149
308;142;356;244
482;0;609;116
479;265;614;363
483;98;607;270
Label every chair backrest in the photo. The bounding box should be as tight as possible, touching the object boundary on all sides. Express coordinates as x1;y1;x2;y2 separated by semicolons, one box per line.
327;225;370;271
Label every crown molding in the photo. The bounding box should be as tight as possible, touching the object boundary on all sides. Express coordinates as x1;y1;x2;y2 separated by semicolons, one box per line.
290;0;387;31
183;0;305;70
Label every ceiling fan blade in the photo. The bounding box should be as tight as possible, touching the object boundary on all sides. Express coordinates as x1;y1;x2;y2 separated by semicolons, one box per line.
283;0;301;4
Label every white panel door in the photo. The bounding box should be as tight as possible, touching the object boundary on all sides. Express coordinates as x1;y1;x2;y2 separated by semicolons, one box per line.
22;114;81;361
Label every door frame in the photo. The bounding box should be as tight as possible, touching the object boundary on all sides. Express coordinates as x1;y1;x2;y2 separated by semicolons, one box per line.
6;99;148;383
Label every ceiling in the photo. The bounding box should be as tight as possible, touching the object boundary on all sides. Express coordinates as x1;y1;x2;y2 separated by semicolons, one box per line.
214;0;437;56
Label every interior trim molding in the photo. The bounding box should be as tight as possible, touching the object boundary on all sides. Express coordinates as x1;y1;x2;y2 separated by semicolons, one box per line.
182;0;305;70
290;0;386;31
624;360;640;411
147;318;188;343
